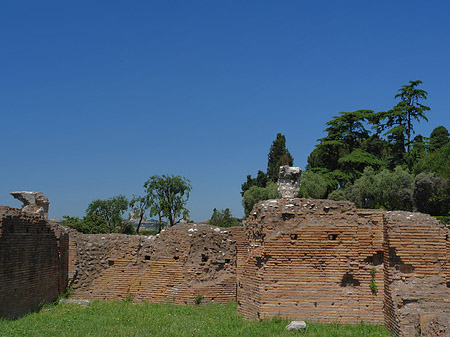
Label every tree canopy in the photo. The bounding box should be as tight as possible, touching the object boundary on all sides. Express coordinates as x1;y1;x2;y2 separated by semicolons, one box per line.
144;175;192;227
209;208;241;227
303;80;450;216
241;133;294;216
242;182;277;216
63;195;134;234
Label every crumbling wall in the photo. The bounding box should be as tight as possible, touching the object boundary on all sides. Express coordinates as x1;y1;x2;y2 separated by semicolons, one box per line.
383;212;450;337
237;198;385;323
237;198;450;336
69;223;238;304
0;207;66;319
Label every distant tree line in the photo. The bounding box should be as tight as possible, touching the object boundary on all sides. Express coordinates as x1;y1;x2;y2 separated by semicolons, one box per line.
209;208;241;227
62;174;192;234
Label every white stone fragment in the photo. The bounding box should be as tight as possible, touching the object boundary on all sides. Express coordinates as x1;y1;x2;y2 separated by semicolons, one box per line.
285;321;306;330
278;166;301;199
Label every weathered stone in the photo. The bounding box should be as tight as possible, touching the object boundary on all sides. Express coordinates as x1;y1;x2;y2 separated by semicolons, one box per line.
0;206;63;319
10;191;49;219
277;166;301;198
286;321;307;330
59;298;90;306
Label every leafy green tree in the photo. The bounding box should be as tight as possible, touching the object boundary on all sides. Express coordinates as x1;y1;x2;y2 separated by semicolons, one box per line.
429;126;449;152
61;212;130;234
328;188;347;201
241;170;268;196
409;134;427;165
373;167;414;211
307;137;344;171
267;133;294;182
414;143;450;180
373;81;429;167
308;111;383;189
343;166;379;209
129;195;150;234
337;148;384;184
414;172;450;215
209;208;241;227
61;215;84;232
86;195;130;233
323;110;373;151
333;166;414;211
298;171;328;199
144;175;191;227
242;182;277;216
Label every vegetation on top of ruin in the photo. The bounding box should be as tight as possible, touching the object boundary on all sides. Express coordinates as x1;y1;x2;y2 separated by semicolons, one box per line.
242;80;450;217
0;301;393;337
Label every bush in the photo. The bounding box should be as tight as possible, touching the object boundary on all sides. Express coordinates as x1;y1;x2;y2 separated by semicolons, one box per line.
242;182;277;216
209;208;241;227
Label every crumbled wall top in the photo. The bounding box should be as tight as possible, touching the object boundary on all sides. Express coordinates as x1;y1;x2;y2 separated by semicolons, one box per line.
10;191;50;219
277;166;301;198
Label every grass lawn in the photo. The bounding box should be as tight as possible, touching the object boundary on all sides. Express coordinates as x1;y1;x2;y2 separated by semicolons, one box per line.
0;301;393;337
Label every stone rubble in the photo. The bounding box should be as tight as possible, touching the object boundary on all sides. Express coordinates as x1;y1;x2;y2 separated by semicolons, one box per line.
285;321;307;330
10;191;50;219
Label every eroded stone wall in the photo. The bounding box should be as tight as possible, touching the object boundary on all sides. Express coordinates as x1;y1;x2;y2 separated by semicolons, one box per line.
383;212;450;337
0;207;66;319
68;223;239;304
1;194;449;336
237;198;385;323
237;198;450;336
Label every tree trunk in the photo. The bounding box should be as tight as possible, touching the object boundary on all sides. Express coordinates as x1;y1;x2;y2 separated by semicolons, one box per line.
137;213;143;234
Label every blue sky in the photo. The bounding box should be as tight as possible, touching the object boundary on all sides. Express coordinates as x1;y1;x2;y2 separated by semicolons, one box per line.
1;1;450;221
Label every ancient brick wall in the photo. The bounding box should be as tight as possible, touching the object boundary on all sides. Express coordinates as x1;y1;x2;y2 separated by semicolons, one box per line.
237;198;450;336
383;212;450;337
237;198;385;324
68;223;238;304
0;207;66;319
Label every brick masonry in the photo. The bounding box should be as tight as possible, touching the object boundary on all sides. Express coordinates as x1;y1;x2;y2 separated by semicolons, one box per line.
0;207;67;319
68;223;238;305
1;200;449;336
237;198;450;336
237;198;385;323
383;211;450;337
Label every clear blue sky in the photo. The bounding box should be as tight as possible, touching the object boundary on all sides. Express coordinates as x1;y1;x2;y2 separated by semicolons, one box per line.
1;1;449;221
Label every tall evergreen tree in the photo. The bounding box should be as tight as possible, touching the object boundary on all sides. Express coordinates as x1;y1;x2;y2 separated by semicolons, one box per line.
267;133;294;181
429;126;449;152
394;80;430;153
374;81;430;161
322;110;373;151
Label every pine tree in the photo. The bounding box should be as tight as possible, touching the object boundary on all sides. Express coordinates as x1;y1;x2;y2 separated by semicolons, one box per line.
267;133;294;181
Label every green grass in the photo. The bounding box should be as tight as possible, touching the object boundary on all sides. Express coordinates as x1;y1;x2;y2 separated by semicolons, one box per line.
0;301;393;337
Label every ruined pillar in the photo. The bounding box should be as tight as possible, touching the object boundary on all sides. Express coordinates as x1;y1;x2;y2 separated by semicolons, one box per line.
277;166;301;198
10;191;50;219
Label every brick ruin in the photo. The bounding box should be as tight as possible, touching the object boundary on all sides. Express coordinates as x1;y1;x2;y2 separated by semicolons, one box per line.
1;190;449;336
237;198;450;336
66;224;241;304
0;206;68;319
